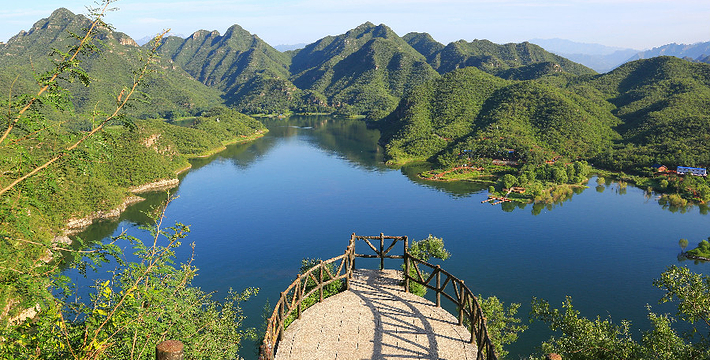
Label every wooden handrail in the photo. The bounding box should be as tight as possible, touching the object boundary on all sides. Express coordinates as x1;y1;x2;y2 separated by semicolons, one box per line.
404;254;498;360
259;241;356;360
259;234;497;360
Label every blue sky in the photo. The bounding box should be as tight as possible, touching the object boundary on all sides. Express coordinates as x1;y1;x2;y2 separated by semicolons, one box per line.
1;0;709;50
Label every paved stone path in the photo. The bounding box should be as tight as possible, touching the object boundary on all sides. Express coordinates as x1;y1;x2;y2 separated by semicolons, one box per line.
275;269;478;360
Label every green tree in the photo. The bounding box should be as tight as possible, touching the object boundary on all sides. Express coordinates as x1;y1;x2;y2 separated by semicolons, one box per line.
0;197;258;359
0;2;258;359
530;265;710;359
679;238;689;252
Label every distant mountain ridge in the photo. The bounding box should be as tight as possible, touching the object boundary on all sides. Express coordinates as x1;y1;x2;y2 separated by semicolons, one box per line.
630;41;710;62
529;38;710;73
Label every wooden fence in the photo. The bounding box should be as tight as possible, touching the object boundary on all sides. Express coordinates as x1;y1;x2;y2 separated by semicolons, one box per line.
259;233;497;360
404;254;497;360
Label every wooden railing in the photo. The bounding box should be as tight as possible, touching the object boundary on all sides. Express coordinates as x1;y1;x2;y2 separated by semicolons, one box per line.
259;233;497;360
259;239;356;360
404;254;497;360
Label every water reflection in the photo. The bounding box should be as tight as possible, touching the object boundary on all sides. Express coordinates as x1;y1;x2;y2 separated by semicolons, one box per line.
261;116;386;172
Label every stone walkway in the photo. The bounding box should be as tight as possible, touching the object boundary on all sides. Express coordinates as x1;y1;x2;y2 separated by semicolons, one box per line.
275;269;478;360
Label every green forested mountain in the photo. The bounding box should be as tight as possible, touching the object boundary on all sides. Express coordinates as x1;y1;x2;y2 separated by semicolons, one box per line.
289;22;441;119
0;8;223;120
573;56;710;170
156;26;316;114
5;8;708;175
380;67;620;164
402;32;445;62
380;55;710;175
426;39;596;78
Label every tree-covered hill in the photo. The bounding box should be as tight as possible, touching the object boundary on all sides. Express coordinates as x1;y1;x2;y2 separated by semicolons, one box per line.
427;39;597;78
289;22;441;119
573;56;710;170
0;8;223;120
155;26;314;114
380;67;620;164
380;55;710;175
403;32;445;61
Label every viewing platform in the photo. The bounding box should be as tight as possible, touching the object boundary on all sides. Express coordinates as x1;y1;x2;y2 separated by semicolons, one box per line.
275;268;478;359
260;234;497;360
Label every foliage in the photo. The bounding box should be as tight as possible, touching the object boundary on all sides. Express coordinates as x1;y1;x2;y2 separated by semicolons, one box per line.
0;197;258;360
0;0;165;318
0;0;264;328
408;234;450;262
477;295;527;359
530;266;710;359
685;239;710;258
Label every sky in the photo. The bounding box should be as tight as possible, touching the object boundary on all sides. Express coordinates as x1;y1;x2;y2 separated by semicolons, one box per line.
1;0;709;50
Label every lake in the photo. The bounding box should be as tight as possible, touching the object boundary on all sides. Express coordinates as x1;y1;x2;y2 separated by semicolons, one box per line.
70;115;710;359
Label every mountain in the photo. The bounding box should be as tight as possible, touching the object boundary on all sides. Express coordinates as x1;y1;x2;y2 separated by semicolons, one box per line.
380;55;710;173
529;38;631;56
289;22;441;119
379;67;619;164
136;33;185;46
629;41;710;62
426;39;596;77
403;32;445;60
0;8;222;119
529;38;639;73
156;26;307;114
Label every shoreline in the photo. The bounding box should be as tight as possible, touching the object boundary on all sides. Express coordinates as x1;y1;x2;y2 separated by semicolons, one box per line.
57;132;267;239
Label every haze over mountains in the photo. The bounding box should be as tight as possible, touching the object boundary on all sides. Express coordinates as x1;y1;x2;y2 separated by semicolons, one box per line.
530;38;710;73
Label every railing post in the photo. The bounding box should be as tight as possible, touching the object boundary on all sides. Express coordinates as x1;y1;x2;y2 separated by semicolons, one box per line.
379;233;385;270
435;265;441;307
319;260;324;302
296;274;302;319
278;292;285;341
350;233;357;269
404;253;410;293
156;340;183;360
345;246;351;290
458;281;465;326
404;236;409;292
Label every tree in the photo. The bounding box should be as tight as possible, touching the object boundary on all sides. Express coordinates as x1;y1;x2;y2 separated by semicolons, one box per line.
0;197;258;359
679;238;689;252
1;2;258;359
530;265;710;359
1;0;169;320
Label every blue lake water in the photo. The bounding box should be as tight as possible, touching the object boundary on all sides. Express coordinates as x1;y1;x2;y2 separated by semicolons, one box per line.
70;116;710;358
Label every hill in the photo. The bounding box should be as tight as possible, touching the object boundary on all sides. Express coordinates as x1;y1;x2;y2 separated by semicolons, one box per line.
380;55;710;175
0;8;222;120
426;40;597;78
289;22;440;119
575;56;710;170
379;67;619;164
